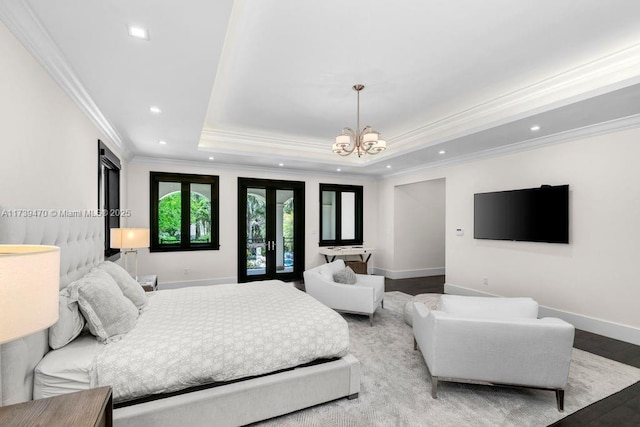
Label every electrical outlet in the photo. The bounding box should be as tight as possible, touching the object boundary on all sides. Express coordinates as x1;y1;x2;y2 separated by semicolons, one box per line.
184;268;190;275
483;277;489;286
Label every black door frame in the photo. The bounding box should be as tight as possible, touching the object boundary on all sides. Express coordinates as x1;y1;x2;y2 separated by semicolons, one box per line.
237;178;305;282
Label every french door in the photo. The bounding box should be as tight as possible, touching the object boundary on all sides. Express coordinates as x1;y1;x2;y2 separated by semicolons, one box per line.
237;178;305;282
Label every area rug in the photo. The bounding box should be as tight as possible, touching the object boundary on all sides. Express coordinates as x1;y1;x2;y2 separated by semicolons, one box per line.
257;291;640;427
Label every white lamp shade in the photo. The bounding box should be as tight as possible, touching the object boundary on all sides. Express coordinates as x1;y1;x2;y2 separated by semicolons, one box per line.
335;134;351;147
111;228;150;249
362;131;379;144
0;245;60;344
373;139;387;152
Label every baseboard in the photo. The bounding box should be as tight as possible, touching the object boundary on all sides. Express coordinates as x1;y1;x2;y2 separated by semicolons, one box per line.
372;267;445;279
444;283;640;346
159;277;237;290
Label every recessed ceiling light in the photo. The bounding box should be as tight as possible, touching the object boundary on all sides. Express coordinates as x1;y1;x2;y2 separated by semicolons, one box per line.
208;156;214;160
336;168;341;172
530;125;541;131
158;140;167;145
278;163;284;167
128;25;149;40
439;150;446;155
386;165;392;169
149;106;161;114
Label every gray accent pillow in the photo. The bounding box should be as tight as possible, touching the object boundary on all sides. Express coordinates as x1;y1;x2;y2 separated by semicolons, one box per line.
68;268;138;343
98;261;148;309
49;287;85;349
333;267;357;285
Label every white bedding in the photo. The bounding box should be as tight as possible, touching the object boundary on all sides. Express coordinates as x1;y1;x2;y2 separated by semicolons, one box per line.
78;280;349;402
34;335;97;399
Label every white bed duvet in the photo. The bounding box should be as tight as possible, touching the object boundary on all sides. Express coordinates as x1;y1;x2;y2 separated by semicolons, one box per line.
38;280;350;403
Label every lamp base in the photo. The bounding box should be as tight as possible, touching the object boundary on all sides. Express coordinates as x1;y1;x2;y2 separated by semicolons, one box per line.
122;249;139;280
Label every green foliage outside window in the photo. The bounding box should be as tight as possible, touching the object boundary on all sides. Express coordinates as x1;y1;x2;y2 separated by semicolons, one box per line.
191;192;211;243
158;193;181;244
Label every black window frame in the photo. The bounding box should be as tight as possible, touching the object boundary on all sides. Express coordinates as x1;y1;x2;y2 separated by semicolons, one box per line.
319;183;363;247
150;171;220;252
98;140;121;259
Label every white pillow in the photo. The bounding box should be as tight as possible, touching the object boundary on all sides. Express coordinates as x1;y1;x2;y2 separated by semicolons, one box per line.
98;261;148;309
68;268;138;343
48;287;85;350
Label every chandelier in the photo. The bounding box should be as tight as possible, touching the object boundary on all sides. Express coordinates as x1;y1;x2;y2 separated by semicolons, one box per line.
332;84;387;157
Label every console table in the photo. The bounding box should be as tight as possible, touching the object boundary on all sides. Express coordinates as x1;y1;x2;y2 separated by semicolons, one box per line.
318;246;375;263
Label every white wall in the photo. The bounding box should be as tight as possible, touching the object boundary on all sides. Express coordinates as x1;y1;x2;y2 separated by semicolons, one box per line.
387;178;445;278
0;21;124;211
126;160;378;286
379;126;640;343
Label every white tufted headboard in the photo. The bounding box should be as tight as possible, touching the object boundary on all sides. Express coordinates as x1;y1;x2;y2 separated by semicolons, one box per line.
0;216;104;405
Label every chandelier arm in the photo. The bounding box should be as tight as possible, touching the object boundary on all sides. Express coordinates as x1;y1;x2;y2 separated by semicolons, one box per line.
342;127;356;139
340;142;358;155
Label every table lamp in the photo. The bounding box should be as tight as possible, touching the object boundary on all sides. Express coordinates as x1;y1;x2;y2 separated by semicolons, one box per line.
0;245;60;345
110;228;150;280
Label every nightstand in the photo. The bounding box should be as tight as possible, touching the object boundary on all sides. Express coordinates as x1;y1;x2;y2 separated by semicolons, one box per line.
0;386;112;427
137;274;158;292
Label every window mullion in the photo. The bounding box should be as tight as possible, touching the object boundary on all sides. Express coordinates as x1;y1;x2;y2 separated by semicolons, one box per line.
335;190;342;243
181;182;190;249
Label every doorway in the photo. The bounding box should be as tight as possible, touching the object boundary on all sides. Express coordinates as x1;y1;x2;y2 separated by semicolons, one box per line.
237;178;305;282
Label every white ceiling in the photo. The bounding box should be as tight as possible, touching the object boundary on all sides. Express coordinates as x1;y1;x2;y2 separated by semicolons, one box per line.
3;0;640;176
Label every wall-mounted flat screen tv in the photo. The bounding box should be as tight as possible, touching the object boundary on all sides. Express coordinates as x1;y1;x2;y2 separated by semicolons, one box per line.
474;185;569;243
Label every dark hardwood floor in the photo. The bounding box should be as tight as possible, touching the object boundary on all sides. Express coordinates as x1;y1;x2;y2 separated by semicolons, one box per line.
300;275;640;426
385;276;640;427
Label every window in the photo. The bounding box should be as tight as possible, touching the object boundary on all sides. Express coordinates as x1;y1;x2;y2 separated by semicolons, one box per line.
150;172;219;251
319;183;363;246
98;140;121;258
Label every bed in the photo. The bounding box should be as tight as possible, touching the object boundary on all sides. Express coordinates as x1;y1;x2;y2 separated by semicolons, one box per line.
0;216;360;426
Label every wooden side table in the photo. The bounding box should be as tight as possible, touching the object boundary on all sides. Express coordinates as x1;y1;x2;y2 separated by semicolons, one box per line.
137;274;158;292
0;386;112;427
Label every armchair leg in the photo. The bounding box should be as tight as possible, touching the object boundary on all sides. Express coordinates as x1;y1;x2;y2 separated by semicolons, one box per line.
431;376;438;399
381;299;384;309
369;313;374;326
555;389;564;412
413;337;417;351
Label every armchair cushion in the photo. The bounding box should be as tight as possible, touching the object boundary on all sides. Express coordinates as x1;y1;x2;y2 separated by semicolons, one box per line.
439;295;539;319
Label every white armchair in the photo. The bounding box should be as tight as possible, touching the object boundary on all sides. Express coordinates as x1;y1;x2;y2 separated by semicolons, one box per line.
303;259;385;326
413;295;575;411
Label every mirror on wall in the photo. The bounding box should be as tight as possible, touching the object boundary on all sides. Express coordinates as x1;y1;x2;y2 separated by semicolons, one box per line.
319;184;363;247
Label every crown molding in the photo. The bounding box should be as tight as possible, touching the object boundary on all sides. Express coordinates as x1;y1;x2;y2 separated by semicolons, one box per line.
384;113;640;179
199;128;373;166
200;42;640;169
0;1;131;159
5;0;640;170
389;42;640;153
129;155;371;179
200;128;327;150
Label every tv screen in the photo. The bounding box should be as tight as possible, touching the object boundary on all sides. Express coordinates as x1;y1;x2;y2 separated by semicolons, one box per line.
474;185;569;243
